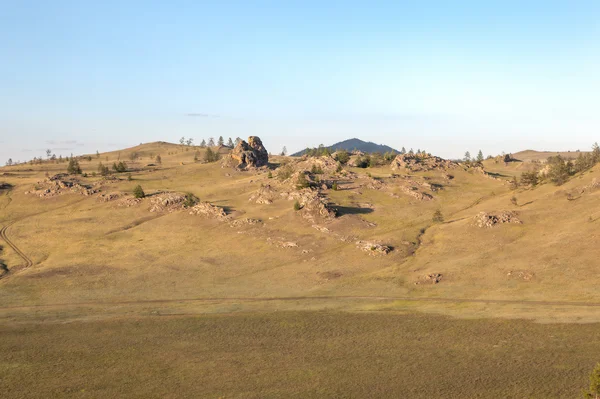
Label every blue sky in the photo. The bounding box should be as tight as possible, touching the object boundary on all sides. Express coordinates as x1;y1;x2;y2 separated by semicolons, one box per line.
1;1;599;164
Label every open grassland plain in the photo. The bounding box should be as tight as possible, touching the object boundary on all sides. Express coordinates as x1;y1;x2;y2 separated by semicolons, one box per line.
1;142;600;397
2;311;600;399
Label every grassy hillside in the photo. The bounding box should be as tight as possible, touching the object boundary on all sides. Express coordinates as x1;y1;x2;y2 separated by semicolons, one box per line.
1;141;599;397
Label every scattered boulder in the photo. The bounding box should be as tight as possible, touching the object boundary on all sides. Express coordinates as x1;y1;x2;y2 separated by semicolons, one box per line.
287;188;336;222
149;192;187;213
355;240;391;255
249;184;276;204
507;270;534;281
225;136;269;169
391;153;457;172
97;192;122;202
117;197;143;207
189;202;229;220
415;273;443;285
229;218;262;228
474;211;522;228
25;174;100;198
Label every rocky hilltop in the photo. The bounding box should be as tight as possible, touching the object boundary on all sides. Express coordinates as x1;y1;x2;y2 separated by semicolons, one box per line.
226;136;269;169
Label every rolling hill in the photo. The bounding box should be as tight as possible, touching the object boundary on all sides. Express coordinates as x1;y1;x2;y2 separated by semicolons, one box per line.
292;138;398;156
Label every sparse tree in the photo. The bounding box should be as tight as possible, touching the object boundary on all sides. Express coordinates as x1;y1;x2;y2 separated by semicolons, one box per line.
186;138;194;146
183;193;198;208
581;363;600;399
408;148;414;155
133;185;145;199
476;150;484;164
281;146;287;156
5;158;12;166
547;155;572;185
296;173;310;189
464;151;471;163
200;139;207;148
67;158;82;174
179;137;185;146
46;149;51;159
96;150;100;158
520;171;538;187
208;137;215;147
97;162;110;176
593;142;600;164
217;136;224;146
203;147;220;163
400;147;406;154
227;137;234;148
335;150;350;165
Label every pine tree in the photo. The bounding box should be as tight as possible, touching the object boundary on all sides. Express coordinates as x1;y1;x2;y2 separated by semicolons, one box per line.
227;137;234;147
464;151;471;162
208;137;215;147
217;136;224;146
281;146;287;156
133;185;145;199
401;147;406;154
200;139;206;148
592;142;600;164
582;363;600;399
67;158;82;174
235;137;242;146
476;150;484;163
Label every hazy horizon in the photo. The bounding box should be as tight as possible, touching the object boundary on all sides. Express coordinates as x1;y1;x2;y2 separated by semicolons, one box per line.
2;1;599;164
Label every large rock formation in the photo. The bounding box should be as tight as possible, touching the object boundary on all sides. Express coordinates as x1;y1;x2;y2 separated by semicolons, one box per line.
391;153;457;172
227;136;269;169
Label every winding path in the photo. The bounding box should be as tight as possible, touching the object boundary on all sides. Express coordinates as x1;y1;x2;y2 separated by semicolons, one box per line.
0;221;34;277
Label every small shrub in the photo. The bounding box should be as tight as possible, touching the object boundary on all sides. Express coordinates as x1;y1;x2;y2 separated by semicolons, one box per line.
204;147;221;163
293;201;301;211
332;182;338;191
334;150;350;165
581;363;600;398
267;171;273;179
296;173;310;189
432;209;444;223
67;158;82;175
184;193;198;208
510;196;518;206
133;185;145;199
277;164;293;181
127;174;133;181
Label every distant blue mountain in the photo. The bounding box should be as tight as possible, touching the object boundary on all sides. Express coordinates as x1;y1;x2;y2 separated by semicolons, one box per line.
292;138;399;156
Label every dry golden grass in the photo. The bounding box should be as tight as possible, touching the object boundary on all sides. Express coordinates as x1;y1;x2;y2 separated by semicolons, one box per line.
1;142;600;397
1;311;599;399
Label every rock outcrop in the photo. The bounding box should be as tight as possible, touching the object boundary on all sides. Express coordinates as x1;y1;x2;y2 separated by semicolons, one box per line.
189;202;229;220
226;136;269;169
25;174;100;198
474;211;522;228
285;188;336;222
149;192;187;213
355;240;392;255
249;184;276;204
391;154;457;172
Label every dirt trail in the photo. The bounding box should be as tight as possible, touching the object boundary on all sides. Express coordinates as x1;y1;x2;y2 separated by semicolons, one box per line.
2;295;600;312
0;221;34;278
